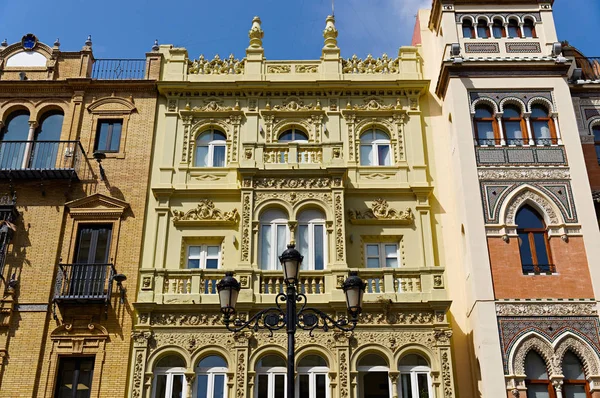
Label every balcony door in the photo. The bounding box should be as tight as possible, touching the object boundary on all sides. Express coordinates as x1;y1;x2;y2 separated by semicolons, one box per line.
71;224;112;297
0;111;30;169
30;111;63;169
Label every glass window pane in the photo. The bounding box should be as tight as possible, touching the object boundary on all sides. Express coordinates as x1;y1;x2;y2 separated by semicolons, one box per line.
213;131;226;141
516;206;545;229
563;384;587;398
492;24;503;38
533;233;550;266
367;245;379;257
386;258;399;268
476;121;495;141
257;375;269;398
360;145;373;165
187;259;200;269
155;375;168;398
275;375;285;397
3;112;30;141
508;24;520;38
213;145;225;167
316;374;326;398
596;145;600;162
526;384;550;398
518;233;534;269
109;122;122;151
299;374;310;398
532;121;551;141
417;374;430;398
525;351;548;380
195;146;209;167
385;244;397;257
96;122;109;151
462;25;472;38
593;127;600;141
189;246;201;257
261;225;272;270
199;356;227;368
563;352;585;380
205;259;218;269
378;145;391;166
504;121;523;144
279;131;293;141
477;25;488;38
314;225;324;270
259;356;286;368
298;225;309;271
298;356;327;367
171;374;183;398
401;374;412;398
198;132;212;143
196;375;208;398
375;130;389;140
523;26;533;38
504;107;521;118
276;225;287;269
207;246;219;257
367;258;380;268
213;374;225;398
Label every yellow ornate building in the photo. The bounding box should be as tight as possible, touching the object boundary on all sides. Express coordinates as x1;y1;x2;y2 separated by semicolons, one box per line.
131;16;455;398
0;35;160;397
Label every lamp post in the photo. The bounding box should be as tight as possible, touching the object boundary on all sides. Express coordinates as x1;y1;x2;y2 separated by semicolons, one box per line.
217;244;366;398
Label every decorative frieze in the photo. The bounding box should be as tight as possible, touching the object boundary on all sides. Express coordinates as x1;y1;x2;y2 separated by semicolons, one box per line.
253;177;332;189
342;53;400;74
496;302;597;317
188;54;245;75
348;199;414;225
465;43;500;53
505;42;542;54
171;200;240;226
477;168;571;181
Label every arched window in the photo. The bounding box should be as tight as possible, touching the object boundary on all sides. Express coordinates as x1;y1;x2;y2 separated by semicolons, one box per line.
530;105;556;145
278;128;308;142
256;355;287;398
502;105;527;146
524;351;554;398
31;111;64;169
195;129;226;167
477;18;490;39
360;129;391;166
297;355;328;398
297;210;326;271
592;125;600;162
492;18;506;38
462;19;475;39
507;18;521;38
473;105;499;145
153;355;187;398
260;209;290;271
358;354;390;398
523;18;536;38
562;351;591;397
194;355;228;398
398;354;432;398
0;110;30;169
517;205;553;274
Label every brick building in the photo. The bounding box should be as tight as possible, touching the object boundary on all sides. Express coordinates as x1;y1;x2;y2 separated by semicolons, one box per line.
0;34;160;397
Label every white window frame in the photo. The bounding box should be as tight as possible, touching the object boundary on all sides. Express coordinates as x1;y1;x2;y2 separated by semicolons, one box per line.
398;365;433;398
365;243;400;268
357;365;392;398
152;367;188;398
194;359;228;398
360;129;392;166
297;210;327;271
296;365;330;398
194;129;227;167
186;244;221;269
278;128;309;142
255;365;287;398
259;211;290;270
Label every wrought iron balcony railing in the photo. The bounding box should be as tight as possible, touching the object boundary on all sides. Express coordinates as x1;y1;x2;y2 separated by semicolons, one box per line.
92;59;147;80
54;263;116;303
0;141;91;180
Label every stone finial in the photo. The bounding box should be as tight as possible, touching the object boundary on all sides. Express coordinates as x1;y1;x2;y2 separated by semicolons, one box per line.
0;38;7;48
151;39;159;52
84;35;92;48
323;15;338;48
248;16;264;48
53;38;60;49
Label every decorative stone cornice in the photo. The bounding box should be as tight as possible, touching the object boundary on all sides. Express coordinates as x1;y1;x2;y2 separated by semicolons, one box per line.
496;302;597;317
171;199;239;226
477;168;571;180
348;199;414;225
252;177;333;190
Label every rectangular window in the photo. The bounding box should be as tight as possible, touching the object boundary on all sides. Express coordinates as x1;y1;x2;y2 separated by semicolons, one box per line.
95;120;122;153
186;245;221;269
54;356;95;398
365;243;399;268
71;225;112;297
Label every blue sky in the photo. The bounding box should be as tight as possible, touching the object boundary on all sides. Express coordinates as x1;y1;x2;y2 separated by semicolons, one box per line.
0;0;598;60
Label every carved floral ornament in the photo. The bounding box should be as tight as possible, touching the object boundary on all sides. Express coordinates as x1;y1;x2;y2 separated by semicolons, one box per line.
348;199;414;225
171;200;240;226
188;54;245;75
342;53;401;74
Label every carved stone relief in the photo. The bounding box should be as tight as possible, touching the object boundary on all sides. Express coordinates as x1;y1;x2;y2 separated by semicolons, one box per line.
171;200;240;225
348;199;414;224
496;303;597;317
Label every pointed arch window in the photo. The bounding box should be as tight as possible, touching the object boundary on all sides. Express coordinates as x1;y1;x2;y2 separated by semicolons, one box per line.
508;18;521;38
562;351;591;398
477;19;490;39
492;18;506;38
523;18;536;38
502;105;527;146
462;19;475;39
194;355;228;398
524;351;555;398
592;125;600;163
516;205;554;274
530;105;556;145
473;105;499;145
194;129;226;167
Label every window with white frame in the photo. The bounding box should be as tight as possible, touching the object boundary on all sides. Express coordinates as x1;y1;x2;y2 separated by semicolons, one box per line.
152;355;187;398
398;354;433;398
297;210;327;271
194;355;228;398
365;243;400;268
256;355;287;398
194;129;226;167
357;354;391;398
297;355;329;398
187;244;221;269
360;129;392;166
278;128;309;142
260;209;290;270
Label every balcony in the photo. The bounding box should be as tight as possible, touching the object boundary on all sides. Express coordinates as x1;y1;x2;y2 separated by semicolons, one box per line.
0;141;92;180
54;263;116;304
241;143;343;169
92;59;147;80
475;138;559;147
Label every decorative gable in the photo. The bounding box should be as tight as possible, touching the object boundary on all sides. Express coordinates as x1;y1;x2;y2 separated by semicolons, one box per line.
65;193;129;219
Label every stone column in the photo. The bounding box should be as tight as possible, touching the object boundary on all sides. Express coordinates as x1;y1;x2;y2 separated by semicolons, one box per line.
389;372;399;398
129;331;152;398
551;113;563;145
496;114;505;146
21;121;37;169
523;112;534;146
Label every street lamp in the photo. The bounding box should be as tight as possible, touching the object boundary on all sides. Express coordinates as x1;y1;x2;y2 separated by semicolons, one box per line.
217;244;366;398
